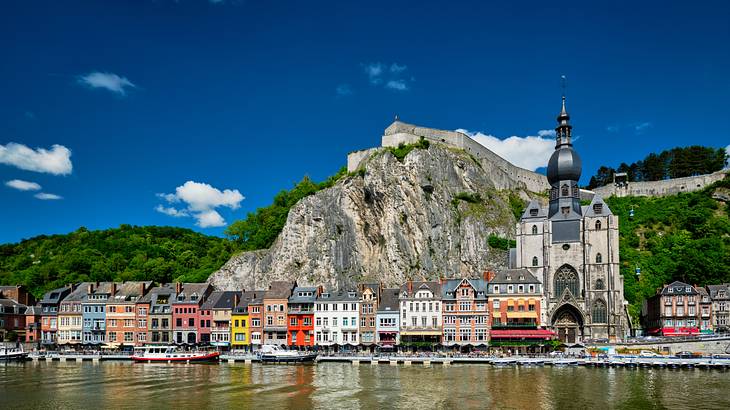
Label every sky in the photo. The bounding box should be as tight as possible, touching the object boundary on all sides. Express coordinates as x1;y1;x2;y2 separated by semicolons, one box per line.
1;0;729;244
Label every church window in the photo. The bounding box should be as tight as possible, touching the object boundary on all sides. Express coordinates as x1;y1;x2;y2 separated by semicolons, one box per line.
561;184;569;197
572;184;579;198
595;220;602;230
592;299;607;323
595;253;603;263
532;256;538;267
530;209;538;217
595;279;604;290
532;225;538;235
593;203;603;214
555;266;579;297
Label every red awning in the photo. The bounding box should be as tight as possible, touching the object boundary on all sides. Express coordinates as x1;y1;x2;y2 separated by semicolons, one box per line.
490;329;556;339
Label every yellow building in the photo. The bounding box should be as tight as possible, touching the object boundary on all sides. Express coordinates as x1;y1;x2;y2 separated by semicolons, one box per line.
231;291;257;351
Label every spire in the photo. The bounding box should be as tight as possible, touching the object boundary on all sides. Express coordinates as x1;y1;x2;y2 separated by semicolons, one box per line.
554;94;572;147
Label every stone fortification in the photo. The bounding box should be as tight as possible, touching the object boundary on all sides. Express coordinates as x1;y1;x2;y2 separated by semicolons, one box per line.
592;170;728;198
347;121;550;194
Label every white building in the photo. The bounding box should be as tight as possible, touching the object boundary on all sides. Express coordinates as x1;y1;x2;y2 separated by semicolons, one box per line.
513;96;628;343
399;281;442;345
314;290;360;347
376;288;400;347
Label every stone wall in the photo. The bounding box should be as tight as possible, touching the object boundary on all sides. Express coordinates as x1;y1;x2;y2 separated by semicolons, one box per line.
347;121;550;194
597;336;730;355
592;170;728;198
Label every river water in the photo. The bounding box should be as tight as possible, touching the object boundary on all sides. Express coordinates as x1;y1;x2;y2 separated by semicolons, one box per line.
1;361;729;409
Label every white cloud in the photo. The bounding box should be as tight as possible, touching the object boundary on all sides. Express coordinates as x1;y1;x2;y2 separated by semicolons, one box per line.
336;84;352;96
457;129;555;171
78;72;136;95
537;129;556;137
156;181;244;227
5;179;41;191
385;80;408;91
155;205;189;218
634;122;652;133
390;63;407;73
364;63;384;84
34;192;62;200
0;142;73;175
606;125;619;133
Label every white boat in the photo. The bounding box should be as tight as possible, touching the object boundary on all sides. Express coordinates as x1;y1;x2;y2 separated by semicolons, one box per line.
0;345;28;361
257;344;317;363
131;345;219;363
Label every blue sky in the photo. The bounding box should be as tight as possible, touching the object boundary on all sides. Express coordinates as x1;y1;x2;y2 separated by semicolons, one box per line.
1;0;729;244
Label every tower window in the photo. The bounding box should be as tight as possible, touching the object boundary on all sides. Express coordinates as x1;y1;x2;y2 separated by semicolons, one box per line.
593;203;603;214
555;266;579;297
561;184;569;197
561;207;570;215
595;279;605;290
592;299;607;323
595;253;603;264
532;256;538;267
529;209;538;217
531;225;538;235
595;220;602;230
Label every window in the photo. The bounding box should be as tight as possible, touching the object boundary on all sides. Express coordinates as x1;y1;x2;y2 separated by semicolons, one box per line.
529;208;538;217
595;220;602;230
532;256;538;267
554;265;579;297
592;300;607;323
595;253;603;263
188;318;194;327
532;225;538;235
492;300;500;309
595;279;604;290
290;317;297;326
266;316;273;326
593;204;603;215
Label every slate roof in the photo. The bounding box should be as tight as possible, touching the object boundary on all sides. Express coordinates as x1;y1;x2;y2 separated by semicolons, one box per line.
288;287;319;304
584;195;613;217
441;278;489;300
233;291;261;313
24;305;41;315
174;283;212;304
40;286;72;305
202;291;242;310
377;288;400;313
138;284;176;304
488;269;540;285
398;281;441;298
660;281;697;295
707;284;730;300
317;289;360;302
521;200;547;219
265;281;296;300
110;281;152;303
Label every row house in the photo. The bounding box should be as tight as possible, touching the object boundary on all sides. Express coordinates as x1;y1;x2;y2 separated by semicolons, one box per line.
706;284;730;332
263;281;296;346
697;287;713;333
441;278;489;347
487;270;553;348
399;281;442;346
642;281;705;336
142;285;175;344
287;286;319;348
40;285;73;346
82;282;115;345
0;285;34;342
375;288;400;347
172;283;212;344
203;291;241;349
24;305;42;344
358;283;379;347
105;282;151;347
231;290;260;351
57;283;91;347
314;289;360;347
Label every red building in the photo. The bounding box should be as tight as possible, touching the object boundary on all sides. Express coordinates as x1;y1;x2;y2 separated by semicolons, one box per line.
642;281;703;336
171;283;212;345
287;286;320;349
24;305;42;344
0;285;35;342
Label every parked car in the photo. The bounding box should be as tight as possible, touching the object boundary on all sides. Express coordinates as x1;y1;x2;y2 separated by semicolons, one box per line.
675;351;702;359
639;350;661;357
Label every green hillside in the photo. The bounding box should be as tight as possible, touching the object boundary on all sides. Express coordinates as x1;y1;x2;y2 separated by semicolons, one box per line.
0;225;236;298
607;177;730;318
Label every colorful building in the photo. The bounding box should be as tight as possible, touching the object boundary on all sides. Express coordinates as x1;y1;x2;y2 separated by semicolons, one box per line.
441;278;489;348
358;283;379;348
142;285;175;344
40;286;73;346
287;286;319;349
57;283;91;348
203;291;241;349
82;282;115;346
642;281;702;336
24;305;42;344
314;289;360;348
376;288;400;348
263;281;296;346
399;281;442;347
105;282;151;348
231;291;258;351
248;293;264;350
697;287;713;334
707;284;730;332
172;282;212;344
0;285;33;342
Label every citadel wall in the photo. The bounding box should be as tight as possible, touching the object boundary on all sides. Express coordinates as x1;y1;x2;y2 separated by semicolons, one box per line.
592;170;728;198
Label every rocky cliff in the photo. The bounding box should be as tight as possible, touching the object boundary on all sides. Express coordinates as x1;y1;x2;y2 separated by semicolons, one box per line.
209;142;542;291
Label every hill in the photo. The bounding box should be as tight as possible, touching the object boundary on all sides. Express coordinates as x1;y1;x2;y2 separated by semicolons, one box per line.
0;225;236;298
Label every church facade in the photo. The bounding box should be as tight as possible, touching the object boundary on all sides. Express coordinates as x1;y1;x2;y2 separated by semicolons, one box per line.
513;97;629;343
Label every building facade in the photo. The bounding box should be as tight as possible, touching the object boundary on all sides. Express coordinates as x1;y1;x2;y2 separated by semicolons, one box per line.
642;281;703;336
57;283;90;347
143;285;175;344
314;290;360;348
205;291;241;349
231;291;258;351
248;294;264;349
287;286;319;349
441;278;489;347
358;283;379;348
399;281;442;346
40;286;72;346
172;283;212;344
263;281;295;346
513;97;628;343
82;282;114;346
105;282;151;348
707;284;730;332
376;288;400;347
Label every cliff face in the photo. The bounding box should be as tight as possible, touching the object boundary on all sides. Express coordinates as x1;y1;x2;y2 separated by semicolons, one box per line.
209;143;538;291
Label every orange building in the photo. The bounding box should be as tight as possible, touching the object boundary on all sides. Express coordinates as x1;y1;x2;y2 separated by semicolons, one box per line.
105;282;151;349
263;281;296;346
287;286;319;349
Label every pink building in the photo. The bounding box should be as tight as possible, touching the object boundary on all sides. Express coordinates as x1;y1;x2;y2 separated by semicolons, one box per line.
171;283;212;344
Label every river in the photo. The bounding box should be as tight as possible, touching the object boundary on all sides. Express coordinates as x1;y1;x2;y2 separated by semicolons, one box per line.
1;362;729;409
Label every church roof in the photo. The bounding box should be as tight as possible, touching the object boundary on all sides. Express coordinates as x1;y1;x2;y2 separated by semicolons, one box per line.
521;200;547;219
584;195;613;217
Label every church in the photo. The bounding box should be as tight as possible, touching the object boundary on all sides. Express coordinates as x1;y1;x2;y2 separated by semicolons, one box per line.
512;96;629;343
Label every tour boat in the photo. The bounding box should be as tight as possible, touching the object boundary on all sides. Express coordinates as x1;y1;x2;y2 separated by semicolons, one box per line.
131;345;220;363
0;345;28;361
257;344;317;363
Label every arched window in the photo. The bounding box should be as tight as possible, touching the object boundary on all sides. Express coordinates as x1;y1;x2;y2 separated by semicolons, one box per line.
595;278;604;290
592;299;607;323
554;265;579;297
532;225;538;235
595;220;602;230
595;253;603;263
561;184;569;197
532;256;539;267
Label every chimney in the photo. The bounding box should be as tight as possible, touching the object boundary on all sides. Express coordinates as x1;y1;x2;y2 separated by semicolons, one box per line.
234;293;240;307
87;283;93;294
111;283;117;295
140;282;146;296
408;280;413;294
485;270;496;282
176;282;182;294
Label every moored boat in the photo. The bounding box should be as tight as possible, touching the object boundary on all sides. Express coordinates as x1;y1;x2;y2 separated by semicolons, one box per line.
0;345;28;361
131;345;219;363
258;344;317;363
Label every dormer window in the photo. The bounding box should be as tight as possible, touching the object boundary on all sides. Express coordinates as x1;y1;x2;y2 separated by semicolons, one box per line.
685;287;691;292
593;203;603;214
529;209;538;217
668;288;674;293
191;293;198;301
561;184;569;197
506;275;512;281
177;293;186;301
519;275;525;281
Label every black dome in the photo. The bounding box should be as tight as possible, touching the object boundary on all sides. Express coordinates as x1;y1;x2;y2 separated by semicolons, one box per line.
547;147;582;184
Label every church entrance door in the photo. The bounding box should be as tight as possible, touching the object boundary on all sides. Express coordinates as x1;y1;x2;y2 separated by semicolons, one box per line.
552;305;583;344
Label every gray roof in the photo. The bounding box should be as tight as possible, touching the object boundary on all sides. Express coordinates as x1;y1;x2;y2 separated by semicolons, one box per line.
706;284;730;300
489;269;540;285
24;305;41;315
288;287;319;304
40;286;72;305
110;281;152;303
359;283;380;299
60;282;94;303
547;146;582;185
584;195;613;217
173;283;212;304
138;284;176;304
265;281;296;299
660;281;697;295
521;200;547;219
234;290;261;313
202;291;242;310
318;289;360;302
399;281;441;298
377;288;400;313
441;278;488;300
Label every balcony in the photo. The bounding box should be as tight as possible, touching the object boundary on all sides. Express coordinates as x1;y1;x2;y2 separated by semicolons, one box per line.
288;308;314;314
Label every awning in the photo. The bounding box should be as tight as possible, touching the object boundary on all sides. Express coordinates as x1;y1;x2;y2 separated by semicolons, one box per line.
490;329;556;340
505;312;538;319
400;330;441;336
